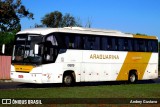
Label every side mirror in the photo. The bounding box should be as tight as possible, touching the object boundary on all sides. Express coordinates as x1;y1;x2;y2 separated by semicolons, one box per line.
34;44;39;54
2;44;5;54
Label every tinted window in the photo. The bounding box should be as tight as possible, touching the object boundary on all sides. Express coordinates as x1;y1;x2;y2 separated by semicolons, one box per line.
151;40;158;52
118;38;124;51
101;37;108;50
56;33;158;52
84;35;100;50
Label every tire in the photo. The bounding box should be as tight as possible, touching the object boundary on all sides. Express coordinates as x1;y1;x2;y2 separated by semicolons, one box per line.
63;74;74;86
128;72;137;83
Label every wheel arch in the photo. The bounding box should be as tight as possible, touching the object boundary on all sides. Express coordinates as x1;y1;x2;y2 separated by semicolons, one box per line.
129;69;138;78
128;69;138;83
63;70;76;82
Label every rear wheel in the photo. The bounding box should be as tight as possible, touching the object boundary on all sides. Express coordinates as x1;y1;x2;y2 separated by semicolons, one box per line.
63;74;74;86
128;72;137;83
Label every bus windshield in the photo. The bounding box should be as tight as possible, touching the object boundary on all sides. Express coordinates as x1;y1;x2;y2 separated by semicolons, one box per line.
12;34;43;65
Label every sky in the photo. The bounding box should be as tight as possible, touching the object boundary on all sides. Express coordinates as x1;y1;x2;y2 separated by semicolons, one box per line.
20;0;160;39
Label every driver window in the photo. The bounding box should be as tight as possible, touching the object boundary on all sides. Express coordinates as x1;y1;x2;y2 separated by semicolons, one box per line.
46;35;58;46
44;35;58;63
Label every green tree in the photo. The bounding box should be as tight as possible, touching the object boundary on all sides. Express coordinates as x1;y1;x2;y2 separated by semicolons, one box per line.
61;13;76;27
0;31;16;55
41;11;62;28
0;0;33;32
0;0;33;55
41;11;82;28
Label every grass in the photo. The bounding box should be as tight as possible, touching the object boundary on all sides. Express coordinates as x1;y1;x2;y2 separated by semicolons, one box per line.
0;83;160;98
0;83;160;107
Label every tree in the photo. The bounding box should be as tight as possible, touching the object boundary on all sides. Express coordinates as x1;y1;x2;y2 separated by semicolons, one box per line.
0;0;33;32
41;11;82;28
0;0;33;55
0;31;16;55
41;11;62;28
61;13;76;27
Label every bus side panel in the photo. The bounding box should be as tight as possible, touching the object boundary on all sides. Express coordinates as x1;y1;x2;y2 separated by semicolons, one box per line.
116;52;154;81
82;63;123;81
57;50;83;83
142;53;158;79
41;63;64;83
82;50;127;82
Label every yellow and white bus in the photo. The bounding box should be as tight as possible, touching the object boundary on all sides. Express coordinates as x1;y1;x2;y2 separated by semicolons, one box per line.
10;27;158;86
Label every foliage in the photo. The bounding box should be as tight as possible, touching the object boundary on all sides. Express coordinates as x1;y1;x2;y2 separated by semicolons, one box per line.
41;11;62;28
0;0;33;32
0;0;34;55
135;33;149;36
0;31;15;45
61;13;76;27
0;31;16;55
41;11;82;28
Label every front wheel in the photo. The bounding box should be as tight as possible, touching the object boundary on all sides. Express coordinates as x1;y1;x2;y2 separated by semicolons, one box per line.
63;74;74;86
128;72;137;83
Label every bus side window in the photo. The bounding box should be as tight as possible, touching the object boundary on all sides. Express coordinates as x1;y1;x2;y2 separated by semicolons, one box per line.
46;35;58;46
112;38;118;51
134;39;139;51
84;36;100;50
75;36;79;49
64;35;75;49
139;39;146;52
147;40;158;52
128;39;133;51
80;36;85;49
69;36;75;49
101;37;108;50
44;35;58;62
118;38;124;51
93;36;100;50
124;39;129;51
107;37;112;50
88;36;94;50
101;37;113;51
152;40;158;52
147;41;152;52
144;40;148;52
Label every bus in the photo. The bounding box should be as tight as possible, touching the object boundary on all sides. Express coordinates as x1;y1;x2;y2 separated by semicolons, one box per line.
10;27;158;86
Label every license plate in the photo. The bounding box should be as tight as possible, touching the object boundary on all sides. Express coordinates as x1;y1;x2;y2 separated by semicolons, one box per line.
18;75;23;78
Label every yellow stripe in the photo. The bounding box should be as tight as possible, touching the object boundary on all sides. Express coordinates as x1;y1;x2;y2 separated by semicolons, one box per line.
133;34;157;39
116;52;152;80
14;65;34;73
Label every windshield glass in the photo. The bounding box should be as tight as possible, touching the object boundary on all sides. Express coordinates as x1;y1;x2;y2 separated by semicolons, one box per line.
12;34;43;65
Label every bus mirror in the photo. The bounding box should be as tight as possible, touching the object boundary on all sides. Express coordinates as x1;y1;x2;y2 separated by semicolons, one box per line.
34;44;39;54
2;44;5;54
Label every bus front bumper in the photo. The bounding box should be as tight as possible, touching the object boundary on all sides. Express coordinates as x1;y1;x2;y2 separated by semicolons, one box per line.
10;71;43;84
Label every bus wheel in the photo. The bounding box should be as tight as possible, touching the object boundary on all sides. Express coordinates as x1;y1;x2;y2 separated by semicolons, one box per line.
128;72;137;83
63;74;74;86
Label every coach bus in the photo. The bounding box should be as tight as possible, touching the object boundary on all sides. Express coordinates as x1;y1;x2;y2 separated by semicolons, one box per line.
10;27;158;86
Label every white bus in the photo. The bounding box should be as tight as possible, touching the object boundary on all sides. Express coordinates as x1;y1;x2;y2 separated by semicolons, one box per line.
10;27;158;86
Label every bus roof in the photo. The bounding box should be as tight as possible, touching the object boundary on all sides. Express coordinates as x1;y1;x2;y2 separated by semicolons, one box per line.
17;27;158;39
